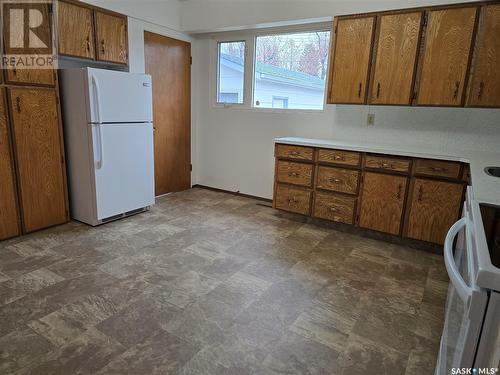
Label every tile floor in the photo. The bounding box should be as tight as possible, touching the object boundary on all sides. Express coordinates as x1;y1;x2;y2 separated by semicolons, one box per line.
0;188;448;374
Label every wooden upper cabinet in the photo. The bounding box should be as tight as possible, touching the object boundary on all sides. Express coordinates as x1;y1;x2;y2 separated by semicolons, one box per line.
359;172;408;235
328;16;375;104
0;89;20;240
95;11;128;65
467;4;500;107
405;179;463;245
416;7;477;106
370;12;422;105
58;1;95;59
8;88;68;233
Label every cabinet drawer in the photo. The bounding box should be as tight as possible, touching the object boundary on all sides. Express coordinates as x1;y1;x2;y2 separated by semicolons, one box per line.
317;149;361;167
277;161;313;187
414;159;461;179
365;155;411;173
276;144;314;161
313;192;356;224
316;166;360;195
275;184;312;215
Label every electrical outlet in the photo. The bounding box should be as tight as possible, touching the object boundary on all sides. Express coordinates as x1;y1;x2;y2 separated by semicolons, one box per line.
367;113;375;126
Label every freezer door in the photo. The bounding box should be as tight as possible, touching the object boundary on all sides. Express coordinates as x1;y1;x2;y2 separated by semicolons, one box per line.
435;214;488;375
87;68;153;123
92;123;155;220
474;292;500;368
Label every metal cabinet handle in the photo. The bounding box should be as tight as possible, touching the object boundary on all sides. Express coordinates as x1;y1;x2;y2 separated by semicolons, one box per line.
287;197;298;204
329;207;338;212
16;97;21;113
12;67;17;75
358;82;362;98
396;184;403;200
453;81;460;100
430;166;446;172
86;37;91;52
290;151;299;156
380;162;392;169
330;178;342;184
288;172;299;177
101;40;105;55
376;82;381;98
417;185;424;202
334;155;344;161
478;81;484;100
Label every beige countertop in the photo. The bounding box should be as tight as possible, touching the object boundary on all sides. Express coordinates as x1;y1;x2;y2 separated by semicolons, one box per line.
275;137;500;206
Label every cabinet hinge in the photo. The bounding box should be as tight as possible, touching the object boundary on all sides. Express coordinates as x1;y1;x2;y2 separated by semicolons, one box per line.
422;14;428;28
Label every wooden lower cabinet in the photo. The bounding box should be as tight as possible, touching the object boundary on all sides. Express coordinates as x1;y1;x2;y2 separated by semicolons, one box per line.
275;184;312;215
405;179;464;244
316;166;359;195
0;88;20;240
359;172;408;235
8;87;68;233
276;161;313;187
313;192;356;224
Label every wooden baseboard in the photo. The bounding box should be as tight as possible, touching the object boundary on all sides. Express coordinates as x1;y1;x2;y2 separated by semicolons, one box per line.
192;184;272;203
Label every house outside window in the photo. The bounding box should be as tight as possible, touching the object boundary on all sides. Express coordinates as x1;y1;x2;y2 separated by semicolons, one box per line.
217;41;245;104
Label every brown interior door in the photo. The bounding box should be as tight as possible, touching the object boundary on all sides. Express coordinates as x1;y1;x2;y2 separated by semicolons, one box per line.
405;179;463;245
0;88;21;240
370;12;422;105
416;7;477;106
144;32;191;196
328;16;375;104
359;172;408;235
8;88;68;233
95;11;128;64
58;0;95;59
467;4;500;107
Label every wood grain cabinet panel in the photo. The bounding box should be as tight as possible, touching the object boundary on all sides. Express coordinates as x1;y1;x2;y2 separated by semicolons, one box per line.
370;12;422;105
364;155;411;173
276;144;314;161
414;159;461;179
0;89;20;240
8;88;67;233
316;166;360;195
313;192;356;224
58;0;95;59
416;7;477;106
95;11;128;64
359;172;408;235
406;179;464;244
467;4;500;107
275;184;312;215
5;69;55;87
317;149;361;167
276;161;313;187
328;16;375;104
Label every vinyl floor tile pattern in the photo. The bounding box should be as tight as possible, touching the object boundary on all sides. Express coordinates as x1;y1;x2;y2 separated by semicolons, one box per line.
0;187;447;374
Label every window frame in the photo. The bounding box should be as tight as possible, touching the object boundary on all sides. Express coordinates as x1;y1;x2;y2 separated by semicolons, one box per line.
216;40;247;106
211;23;332;113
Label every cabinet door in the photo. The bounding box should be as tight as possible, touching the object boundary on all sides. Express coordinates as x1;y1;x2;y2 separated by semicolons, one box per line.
5;69;55;86
467;5;500;107
370;12;422;105
416;7;477;106
359;172;408;235
0;89;20;240
328;16;375;104
58;0;95;59
406;179;463;245
9;88;68;233
95;11;128;65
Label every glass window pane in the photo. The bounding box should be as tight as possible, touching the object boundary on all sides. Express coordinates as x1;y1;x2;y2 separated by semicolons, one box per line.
254;31;330;110
217;41;245;104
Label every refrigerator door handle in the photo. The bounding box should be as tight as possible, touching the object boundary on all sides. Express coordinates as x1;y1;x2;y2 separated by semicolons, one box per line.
97;123;104;169
91;74;102;124
444;217;472;307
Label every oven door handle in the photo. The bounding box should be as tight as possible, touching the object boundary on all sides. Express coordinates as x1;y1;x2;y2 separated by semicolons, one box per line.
444;217;472;307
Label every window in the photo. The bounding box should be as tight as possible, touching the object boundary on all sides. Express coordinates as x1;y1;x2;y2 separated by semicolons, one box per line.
217;41;245;104
272;96;289;109
253;31;330;110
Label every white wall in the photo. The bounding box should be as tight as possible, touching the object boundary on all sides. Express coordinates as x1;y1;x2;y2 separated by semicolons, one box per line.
181;0;481;33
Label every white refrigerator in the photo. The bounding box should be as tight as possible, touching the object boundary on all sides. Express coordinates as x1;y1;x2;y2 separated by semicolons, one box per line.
59;67;155;226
